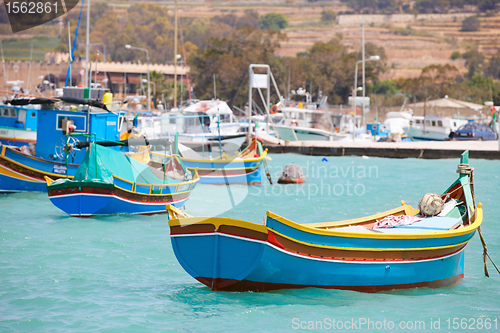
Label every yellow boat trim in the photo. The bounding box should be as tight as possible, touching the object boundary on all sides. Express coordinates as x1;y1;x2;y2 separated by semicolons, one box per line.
306;204;418;229
270;228;472;252
0;150;75;179
0;163;44;182
114;183;195;196
167;215;475;252
266;206;482;240
113;170;200;196
44;176;54;185
150;150;267;164
166;205;193;219
168;216;268;234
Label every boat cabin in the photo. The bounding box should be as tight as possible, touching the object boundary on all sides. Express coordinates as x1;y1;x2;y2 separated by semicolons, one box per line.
35;103;124;164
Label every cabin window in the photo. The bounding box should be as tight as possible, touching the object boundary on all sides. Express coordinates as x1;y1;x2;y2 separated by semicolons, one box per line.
2;109;9;116
219;114;230;123
10;109;17;117
453;121;457;127
437;120;443;127
31;112;36;118
56;114;86;132
169;118;176;124
298;113;305;120
431;120;436;126
415;119;421;124
425;120;430;126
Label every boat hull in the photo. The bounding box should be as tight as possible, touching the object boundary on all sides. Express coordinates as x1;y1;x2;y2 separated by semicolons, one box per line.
48;181;196;217
150;155;264;185
170;223;471;292
0;127;36;147
274;125;332;141
0;145;78;192
404;127;449;141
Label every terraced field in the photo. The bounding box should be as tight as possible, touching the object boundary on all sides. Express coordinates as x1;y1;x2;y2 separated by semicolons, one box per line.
1;0;498;81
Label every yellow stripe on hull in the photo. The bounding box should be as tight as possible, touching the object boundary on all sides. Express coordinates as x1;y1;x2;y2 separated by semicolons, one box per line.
0;164;44;183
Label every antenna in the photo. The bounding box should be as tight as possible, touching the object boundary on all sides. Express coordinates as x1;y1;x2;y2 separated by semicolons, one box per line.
67;22;72;86
27;44;33;92
213;74;216;100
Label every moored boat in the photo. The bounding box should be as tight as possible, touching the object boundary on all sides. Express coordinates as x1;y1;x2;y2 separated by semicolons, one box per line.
46;142;199;217
0;96;122;193
167;151;482;292
151;136;268;185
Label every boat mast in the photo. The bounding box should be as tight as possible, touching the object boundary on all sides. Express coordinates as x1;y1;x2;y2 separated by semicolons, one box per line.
85;0;90;87
173;0;178;108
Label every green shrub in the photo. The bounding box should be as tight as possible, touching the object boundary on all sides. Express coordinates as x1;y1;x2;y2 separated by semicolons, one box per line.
461;16;480;32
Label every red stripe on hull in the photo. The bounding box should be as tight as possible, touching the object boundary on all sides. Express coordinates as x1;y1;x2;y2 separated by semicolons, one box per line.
198;274;464;292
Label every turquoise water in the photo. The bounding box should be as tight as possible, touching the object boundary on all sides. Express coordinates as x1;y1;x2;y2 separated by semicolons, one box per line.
1;154;500;332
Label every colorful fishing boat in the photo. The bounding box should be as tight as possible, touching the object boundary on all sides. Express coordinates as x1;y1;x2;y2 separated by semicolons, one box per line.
46;142;199;217
167;151;482;292
0;95;123;192
150;136;268;185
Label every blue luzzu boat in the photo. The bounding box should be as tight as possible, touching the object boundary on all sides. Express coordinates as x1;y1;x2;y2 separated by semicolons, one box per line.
167;151;482;292
46;142;199;217
0;96;123;192
150;137;268;185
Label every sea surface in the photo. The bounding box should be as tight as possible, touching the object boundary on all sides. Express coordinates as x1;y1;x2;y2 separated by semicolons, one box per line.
1;153;500;332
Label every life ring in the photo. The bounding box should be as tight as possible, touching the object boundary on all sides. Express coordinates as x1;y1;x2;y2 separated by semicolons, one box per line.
356;107;361;115
491;105;496;113
290;121;298;127
270;105;278;114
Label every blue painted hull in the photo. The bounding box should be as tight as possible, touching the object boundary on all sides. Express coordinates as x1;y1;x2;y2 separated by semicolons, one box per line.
171;232;465;291
49;191;190;217
0;145;78;192
154;157;264;185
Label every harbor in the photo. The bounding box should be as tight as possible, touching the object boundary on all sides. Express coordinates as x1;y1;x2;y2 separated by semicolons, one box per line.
260;134;500;159
1;0;500;331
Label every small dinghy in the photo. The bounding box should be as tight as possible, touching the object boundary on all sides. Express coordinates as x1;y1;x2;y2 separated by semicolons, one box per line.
278;163;305;184
167;151;482;292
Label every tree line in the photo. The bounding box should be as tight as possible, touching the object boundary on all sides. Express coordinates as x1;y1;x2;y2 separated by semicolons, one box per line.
49;3;500;107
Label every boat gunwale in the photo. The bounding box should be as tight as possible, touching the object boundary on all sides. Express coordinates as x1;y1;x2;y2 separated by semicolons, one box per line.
150;149;267;164
266;206;482;240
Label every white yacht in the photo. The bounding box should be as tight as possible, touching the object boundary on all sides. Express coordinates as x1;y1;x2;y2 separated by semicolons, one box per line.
123;100;247;147
273;107;346;141
404;116;468;141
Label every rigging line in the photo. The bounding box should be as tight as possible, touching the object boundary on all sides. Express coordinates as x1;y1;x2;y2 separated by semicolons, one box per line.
65;0;85;87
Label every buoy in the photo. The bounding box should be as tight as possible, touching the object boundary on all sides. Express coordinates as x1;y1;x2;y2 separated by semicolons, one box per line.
418;193;444;216
278;163;305;184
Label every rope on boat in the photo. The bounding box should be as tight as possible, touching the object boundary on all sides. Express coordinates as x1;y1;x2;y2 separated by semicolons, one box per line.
457;163;474;175
477;226;500;277
263;158;273;185
457;163;500;277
